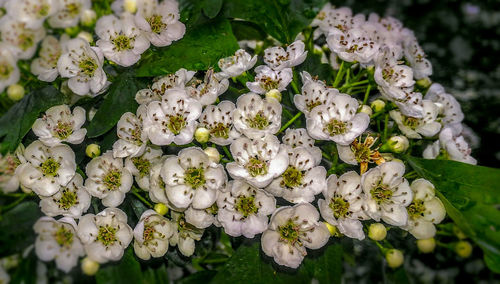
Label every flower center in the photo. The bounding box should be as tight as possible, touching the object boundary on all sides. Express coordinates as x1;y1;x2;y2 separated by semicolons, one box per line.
352;142;372;163
402;116;420;129
370;184;393;204
54;121;74;140
143;224;156;243
278;219;300;245
246;111;269;130
56;188;78;210
184;167;205;189
258;76;279;91
132;157;151;178
34;4;50;17
66;3;81;17
112;34;134;52
167;115;187;135
147;15;166;34
18;33;35;51
41;158;60;177
329;197;350;219
0;62;14;79
245;157;268;177
103;169;122;191
324;119;348;136
78;57;98;77
407;199;426;219
209;122;230;139
234;195;258;218
280;166;303;188
54;226;74;248
97;225;118;246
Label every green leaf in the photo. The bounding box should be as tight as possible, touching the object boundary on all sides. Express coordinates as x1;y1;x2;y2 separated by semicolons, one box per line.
0;201;42;255
96;248;143;284
136;19;239;77
0;86;67;153
178;270;217;284
222;0;326;43
86;72;144;138
203;0;224;19
295;53;335;85
406;156;500;273
143;265;169;284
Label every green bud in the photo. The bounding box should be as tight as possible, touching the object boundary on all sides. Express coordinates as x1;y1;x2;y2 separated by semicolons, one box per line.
368;223;387;241
381;136;409;153
417;238;436;253
416;77;432;89
359;105;373;116
386;249;404;269
81;257;99;276
7;84;25;101
154;203;169;216
195;127;210;144
86;144;101;158
265;89;282;102
455;241;472;258
81;9;97;27
370;99;386;113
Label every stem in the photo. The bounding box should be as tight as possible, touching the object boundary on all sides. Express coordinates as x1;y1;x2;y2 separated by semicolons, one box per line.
383;114;389;141
333;61;345;88
340;80;370;91
222;146;233;161
1;194;27;213
277;112;302;134
132;188;153;208
363;85;372;105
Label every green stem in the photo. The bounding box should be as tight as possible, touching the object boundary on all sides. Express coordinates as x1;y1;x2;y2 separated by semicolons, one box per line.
222;146;233;161
132;188;153;208
277;112;302;134
363;85;372;105
333;61;345;88
383;114;389;141
340;80;370;91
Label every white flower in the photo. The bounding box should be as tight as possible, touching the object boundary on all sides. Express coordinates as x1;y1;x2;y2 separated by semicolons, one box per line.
31;36;65;82
147;156;169;202
425;83;464;126
261;203;330;269
34;216;84;273
186;70;229;106
95;14;150;67
0;17;46;59
5;0;59;29
169;211;203;257
57;38;107;96
404;38;432;80
337;135;385;174
48;0;91;28
151;68;195;96
392;88;425;118
423;127;477;165
374;49;415;101
0;45;20;93
293;74;337;117
390;100;441;139
134;0;185;47
0;147;25;193
184;205;218;229
160;147;227;209
246;65;292;94
198;100;241;146
263;40;307;70
266;147;327;203
145;88;202;145
84;151;133;207
124;145;163;190
112;106;148;158
77;208;133;263
133;209;175;260
362;161;413;227
217;180;276;238
326;27;379;64
226;135;288;188
311;5;365;36
218;49;257;78
233;93;282;139
318;172;368;240
306;94;370;145
32;105;87;146
282;128;322;166
39;174;91;218
17;140;76;196
403;179;446;239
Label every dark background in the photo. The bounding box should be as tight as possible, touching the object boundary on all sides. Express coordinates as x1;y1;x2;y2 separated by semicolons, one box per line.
338;0;500;167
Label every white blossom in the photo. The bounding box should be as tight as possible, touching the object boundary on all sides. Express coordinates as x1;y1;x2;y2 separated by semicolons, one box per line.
34;216;84;273
404;37;432;80
311;5;365;36
147;156;169;202
17;140;76;196
112;106;148;158
48;0;91;28
246;65;292;94
95;14;150;67
226;135;288;188
326;27;379;64
403;179;446;239
362;161;413;227
169;211;203;257
374;48;415;101
263;40;307;70
84;151;133;207
261;203;330;269
217;180;276;238
39;174;91;218
134;0;185;47
198;100;241;146
145;88;202;145
32;105;87;147
282;128;322;166
0;45;20;93
425;83;464;126
266;147;327;203
186;70;229;106
184;205;218;229
77;208;133;263
218;49;257;78
423;127;477;165
306;93;370;145
133;209;175;260
390;100;441;139
318;172;368;240
0;147;24;193
150;68;195;96
233;93;282;139
124;145;163;190
160;147;227;209
0;17;46;59
294;73;337;117
5;0;59;29
31;36;67;82
57;38;108;96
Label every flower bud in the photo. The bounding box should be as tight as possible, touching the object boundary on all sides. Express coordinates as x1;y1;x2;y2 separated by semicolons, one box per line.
64;26;80;37
265;89;282;102
382;136;409;153
204;147;220;163
416;77;432;89
124;0;137;13
453;225;467;240
154;203;169;216
417;238;436;253
368;223;387;241
86;144;101;158
385;249;404;269
370;99;386;113
455;241;472;258
77;31;94;44
81;9;97;27
7;84;25;101
324;222;338;236
81;257;99;276
195;127;210;144
359;105;373;116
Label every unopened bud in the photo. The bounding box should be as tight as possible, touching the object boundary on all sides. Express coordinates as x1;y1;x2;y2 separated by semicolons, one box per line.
195;127;210;144
81;9;97;27
368;223;387;241
385;249;404;269
7;84;25;101
370;99;386;113
265;89;282;102
86;144;101;158
453;225;467;240
417;238;436;253
77;31;93;44
124;0;137;13
455;241;472;258
154;203;169;215
359;105;372;116
204;147;220;163
81;258;99;276
416;77;432;89
64;26;80;37
382;136;409;153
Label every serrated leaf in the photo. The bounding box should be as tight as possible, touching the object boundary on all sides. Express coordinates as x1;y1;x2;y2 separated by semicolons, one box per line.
96;248;142;284
135;19;239;77
406;156;500;273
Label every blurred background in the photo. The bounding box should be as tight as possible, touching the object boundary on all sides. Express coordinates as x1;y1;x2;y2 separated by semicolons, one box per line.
339;0;500;168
